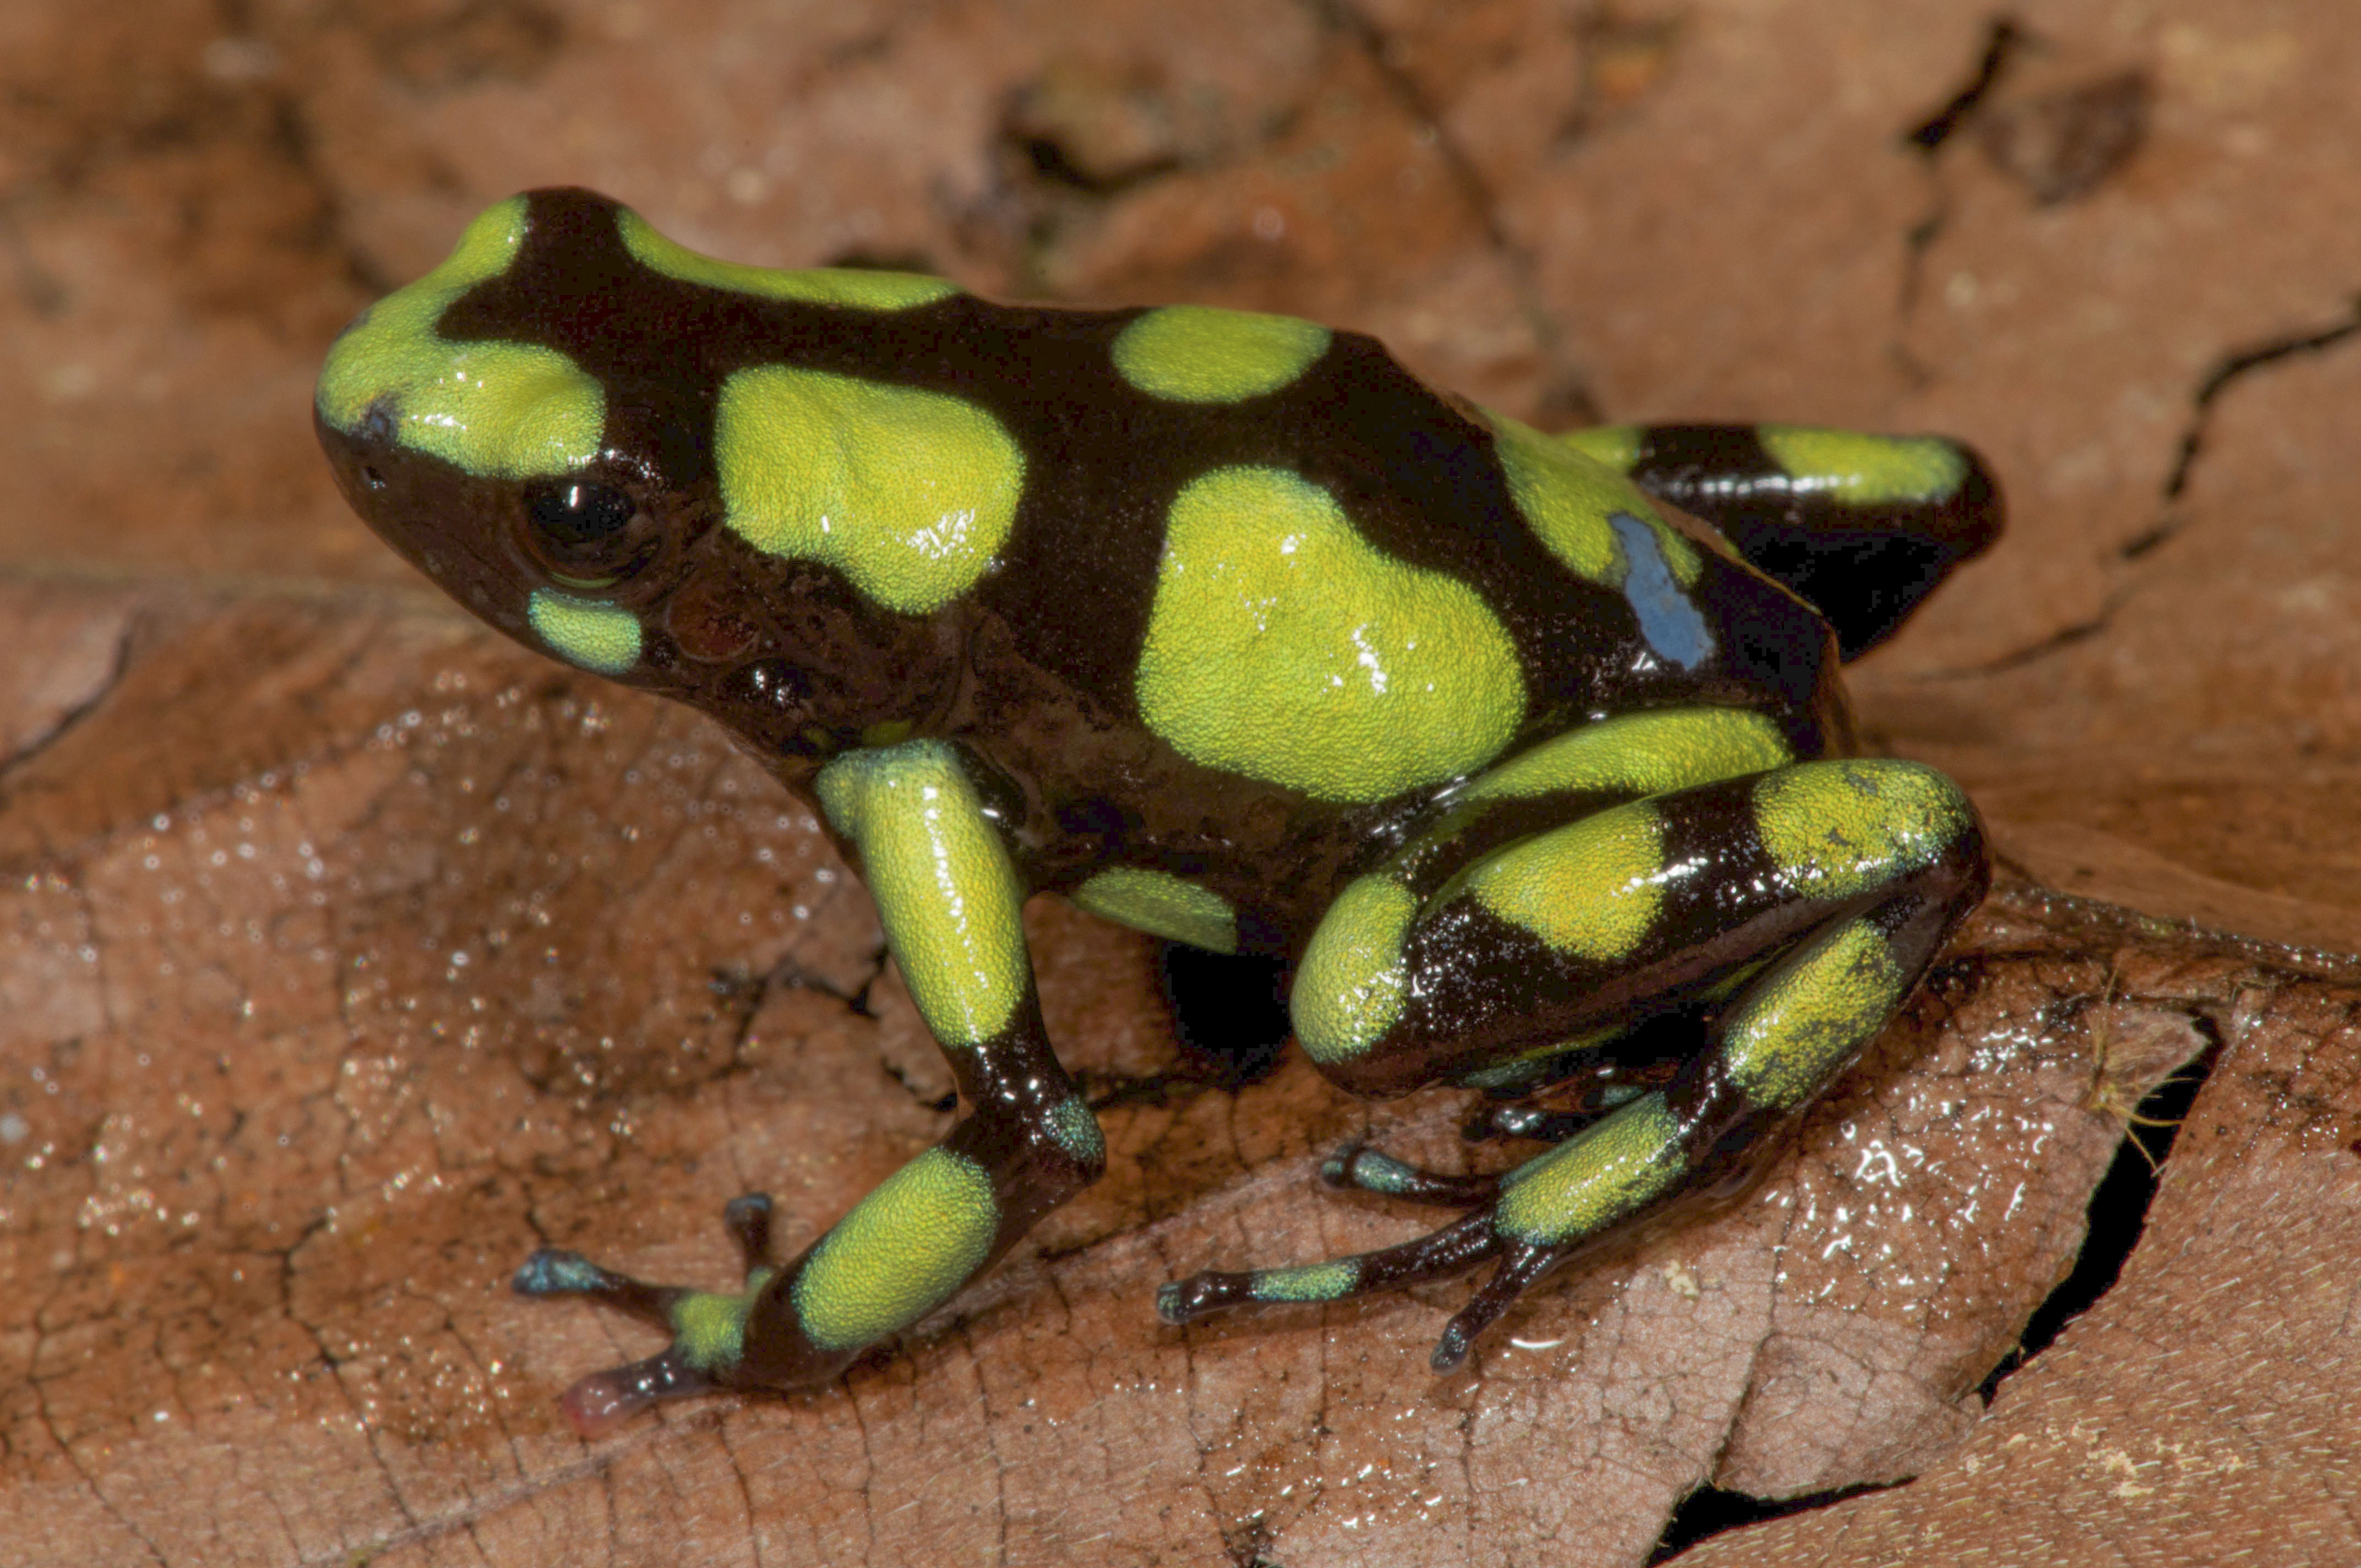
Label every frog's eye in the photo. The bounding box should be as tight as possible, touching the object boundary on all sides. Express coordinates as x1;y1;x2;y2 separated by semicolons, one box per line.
520;480;651;585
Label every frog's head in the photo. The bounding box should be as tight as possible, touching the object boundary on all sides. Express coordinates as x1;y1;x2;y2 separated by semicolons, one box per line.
314;189;971;771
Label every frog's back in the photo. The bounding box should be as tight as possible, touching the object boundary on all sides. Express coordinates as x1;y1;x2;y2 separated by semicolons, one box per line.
954;309;1848;777
332;187;1846;863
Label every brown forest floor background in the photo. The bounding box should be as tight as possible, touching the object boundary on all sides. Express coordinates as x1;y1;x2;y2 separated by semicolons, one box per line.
4;2;2361;1565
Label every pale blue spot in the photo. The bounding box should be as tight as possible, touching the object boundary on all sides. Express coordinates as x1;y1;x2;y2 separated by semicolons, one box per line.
1611;512;1713;670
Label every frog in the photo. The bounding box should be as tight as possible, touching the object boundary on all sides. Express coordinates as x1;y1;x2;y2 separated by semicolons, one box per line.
314;187;1999;1433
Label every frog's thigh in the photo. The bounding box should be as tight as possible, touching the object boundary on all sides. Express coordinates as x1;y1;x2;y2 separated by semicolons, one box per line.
1445;770;1984;1362
1567;423;2003;658
1314;756;1987;1117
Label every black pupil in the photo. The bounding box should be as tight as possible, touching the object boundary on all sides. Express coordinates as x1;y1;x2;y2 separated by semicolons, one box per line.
530;482;636;549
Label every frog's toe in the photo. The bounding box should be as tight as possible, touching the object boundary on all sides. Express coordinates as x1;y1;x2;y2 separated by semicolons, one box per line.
512;1248;682;1326
717;1191;777;1265
1156;1271;1245;1324
1156;1257;1375;1323
1320;1142;1502;1205
555;1347;725;1436
1429;1243;1563;1371
1159;1210;1503;1328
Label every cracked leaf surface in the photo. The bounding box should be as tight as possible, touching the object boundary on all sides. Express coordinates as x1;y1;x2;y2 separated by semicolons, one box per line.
8;1;2361;1564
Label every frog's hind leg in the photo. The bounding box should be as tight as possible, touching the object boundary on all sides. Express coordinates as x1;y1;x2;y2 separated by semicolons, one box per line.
1433;886;1976;1369
1562;423;2004;658
1159;758;1987;1370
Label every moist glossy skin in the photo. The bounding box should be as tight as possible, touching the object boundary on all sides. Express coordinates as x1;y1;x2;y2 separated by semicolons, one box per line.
316;188;1998;1431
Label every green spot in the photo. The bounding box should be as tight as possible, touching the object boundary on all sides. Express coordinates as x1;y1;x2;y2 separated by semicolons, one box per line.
1071;867;1237;953
1332;1150;1421;1195
1494;1092;1684;1244
1754;760;1974;900
1293;875;1417;1064
1463;710;1791;804
527;589;643;674
1111;305;1331;403
816;742;1027;1046
793;1148;999;1352
1137;466;1524;802
1464;802;1666;963
1047;1097;1106;1166
316;197;605;478
1722;921;1904;1108
1249;1259;1361;1305
618;207;958;310
717;367;1023;614
1758;426;1968;506
1556;423;1644;472
1492;411;1698;585
668;1269;773;1371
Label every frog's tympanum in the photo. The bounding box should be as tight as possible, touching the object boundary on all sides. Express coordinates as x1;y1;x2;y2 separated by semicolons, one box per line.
317;189;1999;1431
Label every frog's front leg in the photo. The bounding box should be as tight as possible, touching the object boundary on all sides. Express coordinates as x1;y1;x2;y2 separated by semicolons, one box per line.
514;739;1102;1431
1158;755;1985;1371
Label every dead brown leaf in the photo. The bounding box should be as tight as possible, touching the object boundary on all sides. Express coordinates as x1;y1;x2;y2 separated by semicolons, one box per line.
0;585;2337;1568
6;0;2361;1564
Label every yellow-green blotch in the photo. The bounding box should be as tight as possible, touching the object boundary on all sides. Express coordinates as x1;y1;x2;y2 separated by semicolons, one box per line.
1111;304;1332;403
1753;760;1972;900
1492;412;1698;586
718;367;1022;614
1556;423;1644;473
1464;802;1666;964
1249;1259;1360;1304
1047;1097;1106;1166
1758;426;1967;506
792;1147;999;1351
1136;465;1525;803
1293;875;1417;1064
670;1268;773;1370
315;197;605;479
1721;921;1903;1108
816;742;1027;1047
1463;710;1791;805
527;589;642;674
1072;867;1238;953
616;207;959;311
1494;1091;1684;1243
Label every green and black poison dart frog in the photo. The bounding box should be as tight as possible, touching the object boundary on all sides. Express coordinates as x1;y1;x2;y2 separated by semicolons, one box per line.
314;188;1999;1432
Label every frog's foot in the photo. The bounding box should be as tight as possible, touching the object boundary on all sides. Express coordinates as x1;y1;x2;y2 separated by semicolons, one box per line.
513;1193;779;1436
1163;1088;1731;1371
